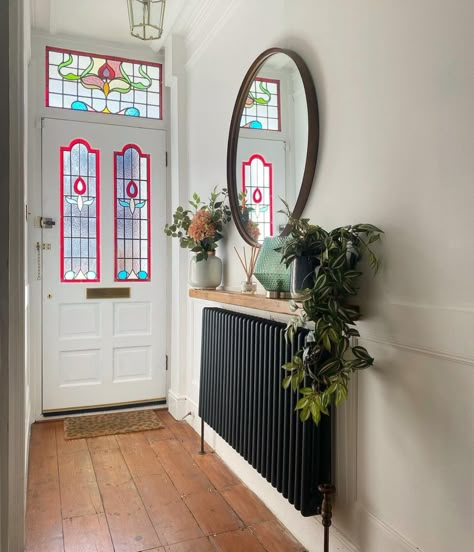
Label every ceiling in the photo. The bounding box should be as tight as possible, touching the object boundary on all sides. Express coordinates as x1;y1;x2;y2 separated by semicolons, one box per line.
31;0;196;52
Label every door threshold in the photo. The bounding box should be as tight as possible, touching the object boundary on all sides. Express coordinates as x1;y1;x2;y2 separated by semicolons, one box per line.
42;398;167;418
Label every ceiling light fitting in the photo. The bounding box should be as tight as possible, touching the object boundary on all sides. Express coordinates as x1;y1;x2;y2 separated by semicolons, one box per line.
127;0;166;41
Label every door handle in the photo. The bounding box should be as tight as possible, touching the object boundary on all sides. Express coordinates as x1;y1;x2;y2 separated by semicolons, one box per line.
40;217;56;229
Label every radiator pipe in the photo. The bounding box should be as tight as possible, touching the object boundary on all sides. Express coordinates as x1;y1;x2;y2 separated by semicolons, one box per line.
318;483;335;552
199;418;206;455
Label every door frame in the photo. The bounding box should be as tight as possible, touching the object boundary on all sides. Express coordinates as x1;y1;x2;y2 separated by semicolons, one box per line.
2;0;27;550
28;32;170;420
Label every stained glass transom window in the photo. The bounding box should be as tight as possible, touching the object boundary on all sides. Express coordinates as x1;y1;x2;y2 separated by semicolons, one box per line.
61;139;100;282
46;47;162;120
240;78;281;131
242;153;273;243
115;144;151;281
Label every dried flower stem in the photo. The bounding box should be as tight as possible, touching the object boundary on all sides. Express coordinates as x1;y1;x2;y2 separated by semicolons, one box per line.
234;246;260;282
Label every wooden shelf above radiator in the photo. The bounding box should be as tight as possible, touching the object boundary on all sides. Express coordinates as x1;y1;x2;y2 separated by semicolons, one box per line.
189;288;360;318
188;289;295;315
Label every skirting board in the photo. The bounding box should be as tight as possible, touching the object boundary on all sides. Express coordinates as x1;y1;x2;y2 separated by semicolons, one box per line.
167;389;188;420
353;503;423;552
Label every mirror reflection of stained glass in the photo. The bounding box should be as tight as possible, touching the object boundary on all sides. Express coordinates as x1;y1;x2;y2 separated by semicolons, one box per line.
235;53;309;244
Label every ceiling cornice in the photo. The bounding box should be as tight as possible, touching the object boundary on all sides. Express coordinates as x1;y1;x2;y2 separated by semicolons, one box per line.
184;0;241;69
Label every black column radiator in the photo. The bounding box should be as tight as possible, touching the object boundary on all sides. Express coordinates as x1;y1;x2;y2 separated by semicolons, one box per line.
198;307;331;516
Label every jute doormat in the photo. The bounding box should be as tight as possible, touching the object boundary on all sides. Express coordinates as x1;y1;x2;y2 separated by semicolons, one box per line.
63;409;163;440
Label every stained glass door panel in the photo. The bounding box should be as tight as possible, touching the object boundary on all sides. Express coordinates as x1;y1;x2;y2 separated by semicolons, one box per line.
242;153;274;241
41;118;167;412
60;139;100;281
114;144;151;281
237;138;287;243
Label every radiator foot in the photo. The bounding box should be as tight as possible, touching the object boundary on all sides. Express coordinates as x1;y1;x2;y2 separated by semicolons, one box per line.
198;418;207;455
318;483;335;552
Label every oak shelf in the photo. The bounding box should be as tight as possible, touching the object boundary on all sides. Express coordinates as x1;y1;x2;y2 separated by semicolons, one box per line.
188;288;295;315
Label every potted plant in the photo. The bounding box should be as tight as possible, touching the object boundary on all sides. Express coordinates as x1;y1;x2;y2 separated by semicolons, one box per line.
280;216;383;425
164;188;231;289
278;200;328;297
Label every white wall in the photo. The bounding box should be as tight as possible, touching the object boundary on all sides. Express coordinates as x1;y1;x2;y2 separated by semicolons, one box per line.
167;1;474;551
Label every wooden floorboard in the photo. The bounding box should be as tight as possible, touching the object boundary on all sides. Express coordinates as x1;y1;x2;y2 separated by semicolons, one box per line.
134;473;203;545
62;513;114;552
210;527;267;551
26;410;306;552
89;446;161;552
116;431;165;478
25;422;64;552
58;448;103;518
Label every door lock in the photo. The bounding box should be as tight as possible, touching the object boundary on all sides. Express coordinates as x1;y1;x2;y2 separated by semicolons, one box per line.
40;217;56;229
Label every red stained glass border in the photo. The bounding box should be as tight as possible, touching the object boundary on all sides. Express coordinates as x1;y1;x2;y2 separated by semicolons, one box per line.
114;143;152;282
242;153;274;239
60;138;101;283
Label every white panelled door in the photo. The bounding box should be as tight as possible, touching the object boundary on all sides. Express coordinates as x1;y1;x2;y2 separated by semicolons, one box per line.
42;118;167;412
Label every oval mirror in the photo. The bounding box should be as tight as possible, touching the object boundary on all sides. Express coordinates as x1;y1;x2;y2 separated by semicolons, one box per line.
227;48;319;246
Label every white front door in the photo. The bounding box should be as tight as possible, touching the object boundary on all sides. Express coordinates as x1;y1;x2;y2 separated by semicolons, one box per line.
41;118;167;413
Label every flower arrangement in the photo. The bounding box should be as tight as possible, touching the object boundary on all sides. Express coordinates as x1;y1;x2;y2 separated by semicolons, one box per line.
164;188;232;261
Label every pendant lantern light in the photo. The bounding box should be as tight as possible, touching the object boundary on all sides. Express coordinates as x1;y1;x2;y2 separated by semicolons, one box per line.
128;0;166;41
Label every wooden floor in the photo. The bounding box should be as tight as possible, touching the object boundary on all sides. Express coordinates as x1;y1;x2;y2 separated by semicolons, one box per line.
26;410;305;552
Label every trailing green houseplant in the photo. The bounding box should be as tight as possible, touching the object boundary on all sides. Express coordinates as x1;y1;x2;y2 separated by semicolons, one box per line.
278;200;327;266
280;212;383;425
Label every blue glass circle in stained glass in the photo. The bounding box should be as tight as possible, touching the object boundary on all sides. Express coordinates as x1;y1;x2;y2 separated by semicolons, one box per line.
85;271;97;280
117;270;129;280
64;270;76;280
249;120;263;129
71;100;88;111
124;107;140;117
137;270;148;280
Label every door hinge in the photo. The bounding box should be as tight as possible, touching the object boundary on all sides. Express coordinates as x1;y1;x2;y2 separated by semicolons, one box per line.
165;151;168;167
166;354;168;371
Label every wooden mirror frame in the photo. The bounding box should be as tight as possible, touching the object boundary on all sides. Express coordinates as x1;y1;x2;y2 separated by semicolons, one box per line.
227;47;319;246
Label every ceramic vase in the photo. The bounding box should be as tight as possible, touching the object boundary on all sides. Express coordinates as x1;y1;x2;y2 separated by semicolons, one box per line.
253;237;291;298
188;252;222;289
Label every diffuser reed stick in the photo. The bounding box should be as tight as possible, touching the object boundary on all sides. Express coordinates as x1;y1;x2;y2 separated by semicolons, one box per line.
234;246;260;284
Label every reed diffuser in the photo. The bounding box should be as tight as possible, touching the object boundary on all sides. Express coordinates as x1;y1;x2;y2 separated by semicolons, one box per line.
234;246;260;294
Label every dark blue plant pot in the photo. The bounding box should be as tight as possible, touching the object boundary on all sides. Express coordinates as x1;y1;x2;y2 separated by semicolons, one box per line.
290;256;320;298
